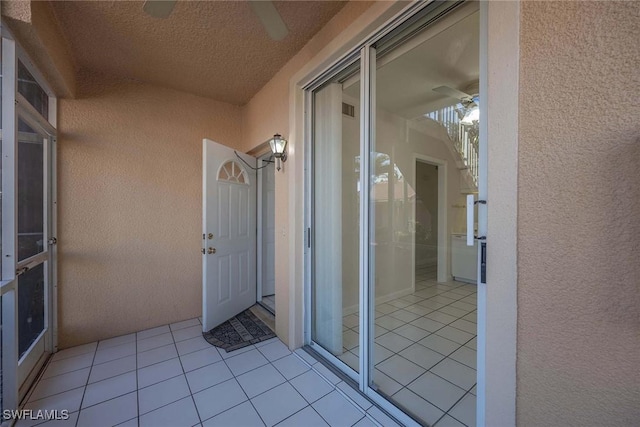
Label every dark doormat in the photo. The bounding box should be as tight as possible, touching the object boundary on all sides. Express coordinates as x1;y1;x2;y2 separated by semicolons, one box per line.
203;307;276;353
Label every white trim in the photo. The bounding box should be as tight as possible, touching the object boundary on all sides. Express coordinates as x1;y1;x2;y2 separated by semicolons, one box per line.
412;154;449;284
49;134;59;353
2;35;20;414
1;285;18;413
16;94;56;136
256;152;275;306
303;89;313;346
256;156;265;304
3;37;18;281
480;1;518;425
359;45;373;392
16;252;48;271
308;342;358;383
0;280;15;295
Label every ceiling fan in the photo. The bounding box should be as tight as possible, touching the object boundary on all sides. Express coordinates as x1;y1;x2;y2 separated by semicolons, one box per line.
432;83;480;125
432;84;479;107
142;0;289;41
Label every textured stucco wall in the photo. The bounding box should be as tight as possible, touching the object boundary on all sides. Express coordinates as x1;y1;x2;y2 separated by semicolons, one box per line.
518;2;640;425
57;71;242;348
240;1;375;153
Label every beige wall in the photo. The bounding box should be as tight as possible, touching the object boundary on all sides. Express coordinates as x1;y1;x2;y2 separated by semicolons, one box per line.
240;1;375;154
57;71;242;348
517;1;640;425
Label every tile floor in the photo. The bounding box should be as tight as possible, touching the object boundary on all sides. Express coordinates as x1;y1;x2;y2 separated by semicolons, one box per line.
338;267;477;427
18;318;395;427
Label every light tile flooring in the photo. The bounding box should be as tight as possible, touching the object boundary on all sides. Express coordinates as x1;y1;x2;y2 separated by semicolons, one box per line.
338;267;477;427
19;318;395;427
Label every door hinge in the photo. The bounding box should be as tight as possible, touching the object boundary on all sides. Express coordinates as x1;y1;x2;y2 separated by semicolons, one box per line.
307;228;311;248
48;237;58;245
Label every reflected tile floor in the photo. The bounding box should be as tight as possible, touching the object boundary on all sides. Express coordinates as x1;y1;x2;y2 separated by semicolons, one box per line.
339;269;478;427
19;318;387;427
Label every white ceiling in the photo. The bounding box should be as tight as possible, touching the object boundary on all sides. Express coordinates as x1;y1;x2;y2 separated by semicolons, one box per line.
345;9;479;119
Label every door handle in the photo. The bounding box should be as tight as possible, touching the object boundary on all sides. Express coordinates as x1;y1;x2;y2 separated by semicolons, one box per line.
208;247;216;255
467;194;487;246
466;194;475;246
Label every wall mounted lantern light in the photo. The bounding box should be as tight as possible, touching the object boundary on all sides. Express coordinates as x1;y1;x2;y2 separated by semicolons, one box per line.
269;133;287;171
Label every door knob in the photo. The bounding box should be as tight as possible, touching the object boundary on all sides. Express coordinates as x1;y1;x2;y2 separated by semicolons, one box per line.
208;247;216;254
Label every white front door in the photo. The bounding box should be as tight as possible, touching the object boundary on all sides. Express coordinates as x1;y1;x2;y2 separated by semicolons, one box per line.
202;139;257;331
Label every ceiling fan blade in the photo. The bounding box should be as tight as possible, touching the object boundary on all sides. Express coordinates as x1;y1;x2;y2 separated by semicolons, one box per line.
433;85;473;101
249;1;288;41
143;0;177;19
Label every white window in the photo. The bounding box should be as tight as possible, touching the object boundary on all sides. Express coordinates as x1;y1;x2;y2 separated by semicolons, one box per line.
218;160;249;184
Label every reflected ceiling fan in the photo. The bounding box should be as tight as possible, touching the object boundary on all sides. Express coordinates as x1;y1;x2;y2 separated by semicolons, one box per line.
142;0;289;41
432;83;479;124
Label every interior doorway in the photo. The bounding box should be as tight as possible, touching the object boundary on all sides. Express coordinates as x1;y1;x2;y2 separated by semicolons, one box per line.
257;152;276;314
414;160;439;282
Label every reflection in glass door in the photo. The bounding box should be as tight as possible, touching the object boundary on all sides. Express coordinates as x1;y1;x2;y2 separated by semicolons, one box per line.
308;2;480;425
310;58;361;375
368;3;479;424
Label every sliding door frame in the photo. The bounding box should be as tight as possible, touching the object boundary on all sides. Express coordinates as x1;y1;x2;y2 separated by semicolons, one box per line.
302;1;495;426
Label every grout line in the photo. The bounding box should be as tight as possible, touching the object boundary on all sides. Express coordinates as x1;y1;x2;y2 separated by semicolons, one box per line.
209;347;269;426
74;339;98;427
168;324;203;426
337;277;477;426
441;389;475;427
134;331;140;427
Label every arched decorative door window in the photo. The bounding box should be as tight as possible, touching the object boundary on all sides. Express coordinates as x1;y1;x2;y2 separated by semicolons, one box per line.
218;160;249;184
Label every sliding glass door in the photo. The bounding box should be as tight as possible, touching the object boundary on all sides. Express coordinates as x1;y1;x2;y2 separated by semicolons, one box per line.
308;1;481;425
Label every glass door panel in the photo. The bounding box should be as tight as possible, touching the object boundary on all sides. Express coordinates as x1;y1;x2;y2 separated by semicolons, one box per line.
16;115;50;391
18;118;45;261
368;3;479;425
17;264;45;359
311;59;361;373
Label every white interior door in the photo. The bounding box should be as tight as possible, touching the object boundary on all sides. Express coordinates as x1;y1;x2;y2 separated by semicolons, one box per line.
202;139;257;331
